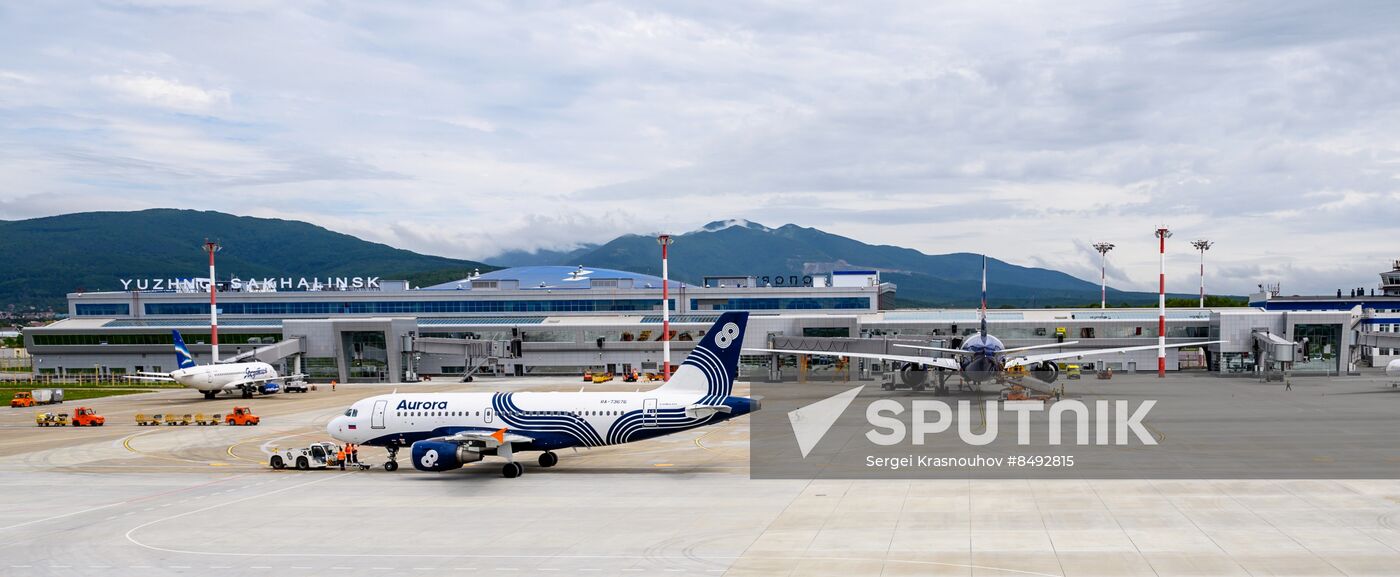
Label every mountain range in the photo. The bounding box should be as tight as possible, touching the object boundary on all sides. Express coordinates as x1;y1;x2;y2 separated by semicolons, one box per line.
3;210;1203;311
0;209;493;310
491;219;1183;307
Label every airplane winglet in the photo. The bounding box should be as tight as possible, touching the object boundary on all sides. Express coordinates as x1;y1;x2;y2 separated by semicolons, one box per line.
491;427;507;444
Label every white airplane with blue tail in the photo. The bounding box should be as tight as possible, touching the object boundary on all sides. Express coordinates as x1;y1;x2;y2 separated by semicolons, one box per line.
327;311;760;477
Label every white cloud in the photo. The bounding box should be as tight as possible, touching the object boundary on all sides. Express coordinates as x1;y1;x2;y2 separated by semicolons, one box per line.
0;0;1397;296
94;73;229;112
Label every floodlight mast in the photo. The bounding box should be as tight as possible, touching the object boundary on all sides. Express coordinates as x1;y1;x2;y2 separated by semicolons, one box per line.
1191;240;1214;308
203;239;222;363
1155;227;1172;378
657;234;674;381
1092;242;1115;309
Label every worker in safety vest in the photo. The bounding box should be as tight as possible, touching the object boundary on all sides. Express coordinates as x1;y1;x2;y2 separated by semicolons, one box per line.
350;443;359;464
336;446;346;470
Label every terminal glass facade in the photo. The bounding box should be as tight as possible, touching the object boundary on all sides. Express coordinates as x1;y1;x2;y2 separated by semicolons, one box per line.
1294;323;1342;373
694;297;870;311
144;299;671;316
75;304;130;316
342;331;388;382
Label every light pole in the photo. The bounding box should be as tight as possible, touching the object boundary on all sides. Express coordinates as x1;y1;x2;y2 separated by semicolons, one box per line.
1155;227;1172;378
1191;239;1213;308
1092;242;1115;309
203;239;222;364
657;234;673;381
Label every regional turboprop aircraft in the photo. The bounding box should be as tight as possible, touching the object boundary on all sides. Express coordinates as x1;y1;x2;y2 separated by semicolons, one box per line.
746;256;1223;395
127;330;294;399
326;311;760;477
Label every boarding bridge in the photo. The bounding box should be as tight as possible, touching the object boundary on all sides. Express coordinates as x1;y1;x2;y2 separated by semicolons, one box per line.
222;337;307;365
412;337;501;380
1356;331;1400;349
1251;329;1295;378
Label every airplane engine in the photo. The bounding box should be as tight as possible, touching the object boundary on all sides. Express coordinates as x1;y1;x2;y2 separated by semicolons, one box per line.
410;440;483;472
901;363;930;389
1029;361;1059;384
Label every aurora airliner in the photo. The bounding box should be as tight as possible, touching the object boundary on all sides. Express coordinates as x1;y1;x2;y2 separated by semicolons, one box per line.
327;311;759;477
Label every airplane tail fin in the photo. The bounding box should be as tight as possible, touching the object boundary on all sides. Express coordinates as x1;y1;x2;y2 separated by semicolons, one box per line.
655;311;748;402
172;330;198;369
980;254;988;337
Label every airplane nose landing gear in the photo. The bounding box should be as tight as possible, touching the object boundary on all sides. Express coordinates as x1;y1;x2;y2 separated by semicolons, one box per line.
384;446;399;471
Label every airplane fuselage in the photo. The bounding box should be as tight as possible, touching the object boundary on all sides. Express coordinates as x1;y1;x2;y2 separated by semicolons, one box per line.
328;391;758;451
170;361;278;393
957;333;1005;383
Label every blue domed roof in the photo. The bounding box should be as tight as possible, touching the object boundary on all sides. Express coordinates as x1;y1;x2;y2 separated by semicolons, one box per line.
421;266;692;291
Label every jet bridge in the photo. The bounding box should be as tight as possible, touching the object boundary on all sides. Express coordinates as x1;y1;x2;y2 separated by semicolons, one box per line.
1251;329;1295;378
412;337;501;381
222;337;307;364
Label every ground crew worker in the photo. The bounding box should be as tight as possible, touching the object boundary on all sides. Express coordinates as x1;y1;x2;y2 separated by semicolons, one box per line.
350;443;359;464
336;446;346;470
331;380;337;392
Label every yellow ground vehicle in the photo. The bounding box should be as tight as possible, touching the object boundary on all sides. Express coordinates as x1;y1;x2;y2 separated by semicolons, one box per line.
71;407;105;427
164;413;192;426
225;406;259;426
194;413;222;426
1063;363;1082;379
591;372;614;383
1004;365;1028;379
135;413;163;426
35;412;69;426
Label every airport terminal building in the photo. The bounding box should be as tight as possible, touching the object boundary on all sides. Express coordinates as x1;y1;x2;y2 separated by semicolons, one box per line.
23;263;1400;382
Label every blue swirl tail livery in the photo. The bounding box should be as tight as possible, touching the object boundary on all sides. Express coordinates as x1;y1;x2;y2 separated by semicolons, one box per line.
326;312;759;478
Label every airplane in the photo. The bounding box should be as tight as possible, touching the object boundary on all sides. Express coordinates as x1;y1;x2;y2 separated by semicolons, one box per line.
326;311;760;477
127;330;294;399
1388;359;1400;379
746;256;1224;395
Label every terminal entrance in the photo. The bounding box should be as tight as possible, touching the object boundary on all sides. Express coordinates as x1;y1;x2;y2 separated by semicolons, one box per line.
342;330;389;382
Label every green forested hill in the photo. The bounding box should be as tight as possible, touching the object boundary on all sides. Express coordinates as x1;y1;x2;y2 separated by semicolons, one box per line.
0;209;494;310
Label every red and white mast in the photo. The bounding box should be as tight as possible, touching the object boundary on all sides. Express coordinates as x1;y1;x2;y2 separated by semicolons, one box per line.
1154;227;1171;378
657;234;674;381
203;239;222;364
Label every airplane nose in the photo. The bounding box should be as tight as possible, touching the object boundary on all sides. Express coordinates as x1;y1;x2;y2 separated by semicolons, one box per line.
327;416;343;438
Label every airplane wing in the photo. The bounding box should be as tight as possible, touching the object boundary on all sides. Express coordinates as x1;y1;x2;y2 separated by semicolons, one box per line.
221;373;290;390
1005;340;1225;368
442;429;534;448
126;374;176;382
1001;341;1080;354
744;348;961;371
891;344;971;355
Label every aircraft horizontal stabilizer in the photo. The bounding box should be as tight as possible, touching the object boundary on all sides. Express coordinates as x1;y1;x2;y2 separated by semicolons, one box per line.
685;404;733;419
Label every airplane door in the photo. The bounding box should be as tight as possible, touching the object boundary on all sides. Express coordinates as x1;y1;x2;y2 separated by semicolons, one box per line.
371;400;387;429
484;408;494;424
643;398;658;427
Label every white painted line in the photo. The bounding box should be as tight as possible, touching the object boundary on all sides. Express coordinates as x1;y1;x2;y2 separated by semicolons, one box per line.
169;565;191;569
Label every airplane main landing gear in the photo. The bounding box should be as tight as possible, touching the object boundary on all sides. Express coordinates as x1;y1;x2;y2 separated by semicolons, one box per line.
538;451;558;468
502;461;525;478
384;447;399;471
203;391;218;400
241;386;253;399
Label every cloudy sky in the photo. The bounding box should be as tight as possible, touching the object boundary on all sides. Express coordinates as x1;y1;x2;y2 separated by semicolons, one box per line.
2;0;1397;295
